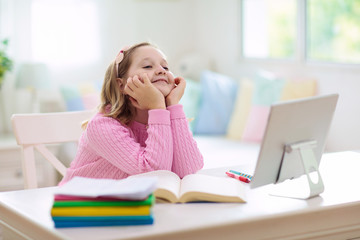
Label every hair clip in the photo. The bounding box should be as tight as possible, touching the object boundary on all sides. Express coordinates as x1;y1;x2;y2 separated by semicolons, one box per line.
115;45;131;76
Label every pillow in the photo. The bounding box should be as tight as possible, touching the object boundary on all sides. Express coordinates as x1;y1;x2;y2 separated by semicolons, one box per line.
193;70;239;135
60;85;85;111
179;78;202;132
60;82;101;111
241;71;285;143
252;70;285;105
281;79;317;100
226;79;254;140
241;106;270;142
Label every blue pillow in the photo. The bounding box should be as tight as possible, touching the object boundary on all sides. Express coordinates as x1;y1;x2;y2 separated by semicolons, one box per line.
65;97;85;111
193;70;239;135
179;78;202;132
60;82;101;111
60;85;85;111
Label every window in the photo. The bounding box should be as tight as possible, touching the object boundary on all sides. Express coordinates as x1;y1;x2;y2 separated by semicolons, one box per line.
31;0;100;66
242;0;360;64
307;0;360;63
242;0;297;59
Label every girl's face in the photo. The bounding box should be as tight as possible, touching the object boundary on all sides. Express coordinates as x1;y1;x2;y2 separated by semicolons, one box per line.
126;46;175;97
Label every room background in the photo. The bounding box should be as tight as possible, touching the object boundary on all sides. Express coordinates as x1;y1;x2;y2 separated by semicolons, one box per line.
1;0;360;151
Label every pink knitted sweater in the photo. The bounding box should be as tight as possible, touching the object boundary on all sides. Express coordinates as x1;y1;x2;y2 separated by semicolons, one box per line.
59;104;204;185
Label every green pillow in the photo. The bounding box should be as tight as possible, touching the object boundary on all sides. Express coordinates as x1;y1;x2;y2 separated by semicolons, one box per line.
179;78;202;132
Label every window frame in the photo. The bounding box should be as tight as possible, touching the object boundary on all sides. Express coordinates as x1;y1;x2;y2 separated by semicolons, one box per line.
240;0;360;67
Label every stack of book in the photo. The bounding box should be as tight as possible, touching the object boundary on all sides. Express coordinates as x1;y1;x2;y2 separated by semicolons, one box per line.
51;176;157;228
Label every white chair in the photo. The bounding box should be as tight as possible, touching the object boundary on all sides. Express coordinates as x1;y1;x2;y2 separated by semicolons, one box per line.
11;110;95;189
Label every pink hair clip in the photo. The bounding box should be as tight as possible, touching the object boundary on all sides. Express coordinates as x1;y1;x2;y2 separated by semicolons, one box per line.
115;45;131;77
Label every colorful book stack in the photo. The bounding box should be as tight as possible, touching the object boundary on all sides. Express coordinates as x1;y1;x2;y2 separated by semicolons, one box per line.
51;176;157;228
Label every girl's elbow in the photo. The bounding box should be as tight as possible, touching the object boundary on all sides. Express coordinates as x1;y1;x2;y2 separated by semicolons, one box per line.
178;159;204;179
195;154;204;170
140;157;172;172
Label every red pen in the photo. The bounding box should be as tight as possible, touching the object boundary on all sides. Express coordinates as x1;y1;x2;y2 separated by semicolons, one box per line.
225;171;250;183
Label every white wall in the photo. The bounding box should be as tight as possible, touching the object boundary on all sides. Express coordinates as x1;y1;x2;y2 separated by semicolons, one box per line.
95;0;198;79
6;0;197;85
2;0;359;151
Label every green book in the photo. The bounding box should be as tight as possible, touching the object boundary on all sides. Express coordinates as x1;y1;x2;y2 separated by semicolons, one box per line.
53;194;154;208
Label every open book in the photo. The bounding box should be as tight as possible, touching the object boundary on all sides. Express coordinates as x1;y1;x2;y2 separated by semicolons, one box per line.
129;170;246;203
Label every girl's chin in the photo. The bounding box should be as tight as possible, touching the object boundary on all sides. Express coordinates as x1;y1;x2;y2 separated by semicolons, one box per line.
161;90;171;97
156;86;174;97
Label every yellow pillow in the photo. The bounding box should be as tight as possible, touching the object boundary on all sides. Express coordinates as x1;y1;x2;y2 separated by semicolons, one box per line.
226;79;254;140
281;79;317;100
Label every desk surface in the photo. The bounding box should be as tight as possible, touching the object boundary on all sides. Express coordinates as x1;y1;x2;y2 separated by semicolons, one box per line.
1;151;360;240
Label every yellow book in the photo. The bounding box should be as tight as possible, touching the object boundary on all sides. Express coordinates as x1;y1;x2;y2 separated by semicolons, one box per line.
129;170;246;203
51;205;151;216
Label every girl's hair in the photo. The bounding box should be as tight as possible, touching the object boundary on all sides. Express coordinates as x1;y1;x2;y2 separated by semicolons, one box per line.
99;42;153;125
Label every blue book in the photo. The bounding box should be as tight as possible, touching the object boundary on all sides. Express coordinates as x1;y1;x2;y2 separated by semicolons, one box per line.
53;215;154;228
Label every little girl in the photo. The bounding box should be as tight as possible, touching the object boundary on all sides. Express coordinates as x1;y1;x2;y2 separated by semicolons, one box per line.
59;42;204;185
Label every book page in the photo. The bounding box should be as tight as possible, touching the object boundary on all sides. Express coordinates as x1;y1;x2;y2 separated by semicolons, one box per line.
178;174;246;203
129;170;181;203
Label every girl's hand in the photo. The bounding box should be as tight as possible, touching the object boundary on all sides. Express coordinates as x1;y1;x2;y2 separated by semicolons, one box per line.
165;77;186;107
124;73;166;110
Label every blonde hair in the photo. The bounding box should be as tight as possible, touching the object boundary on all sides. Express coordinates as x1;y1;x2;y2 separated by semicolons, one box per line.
82;42;154;129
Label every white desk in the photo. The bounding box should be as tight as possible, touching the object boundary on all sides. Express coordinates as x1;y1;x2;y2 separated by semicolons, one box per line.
1;151;360;240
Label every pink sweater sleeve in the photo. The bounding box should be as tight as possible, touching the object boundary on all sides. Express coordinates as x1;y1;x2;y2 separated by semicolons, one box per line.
86;109;173;175
167;104;204;178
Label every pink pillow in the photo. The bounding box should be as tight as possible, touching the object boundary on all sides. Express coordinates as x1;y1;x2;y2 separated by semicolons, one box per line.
82;93;100;110
241;106;270;143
